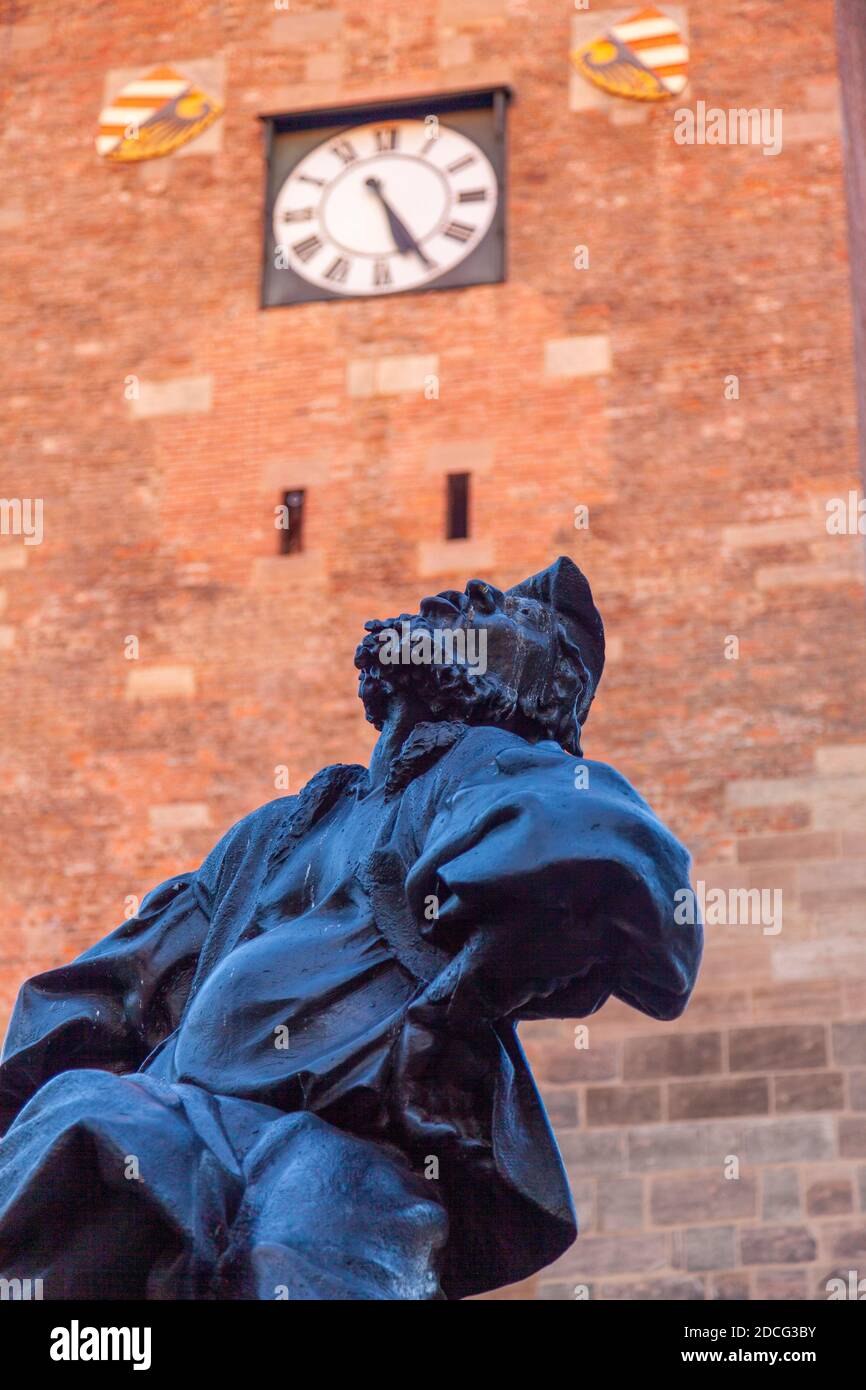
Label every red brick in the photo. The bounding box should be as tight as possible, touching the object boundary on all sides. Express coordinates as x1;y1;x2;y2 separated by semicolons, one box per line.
669;1077;770;1120
595;1276;705;1301
586;1085;661;1127
833;1022;866;1065
851;1071;866;1111
774;1071;845;1113
539;1086;578;1129
556;1232;668;1278
737;831;837;863
806;1179;853;1216
539;1040;619;1084
680;1226;736;1272
754;1268;808;1299
740;1226;817;1265
597;1177;643;1231
840;1119;866;1158
710;1273;750;1301
762;1168;801;1221
751;983;843;1023
622;1032;722;1081
730;1026;827;1073
650;1175;757;1226
828;1223;866;1263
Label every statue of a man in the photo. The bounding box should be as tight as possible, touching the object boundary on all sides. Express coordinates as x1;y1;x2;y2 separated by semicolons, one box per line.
0;557;701;1300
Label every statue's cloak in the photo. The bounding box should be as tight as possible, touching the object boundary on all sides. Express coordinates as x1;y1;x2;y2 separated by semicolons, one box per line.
0;724;701;1298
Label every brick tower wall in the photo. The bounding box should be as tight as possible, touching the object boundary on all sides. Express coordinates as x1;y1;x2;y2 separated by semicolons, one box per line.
1;0;865;1299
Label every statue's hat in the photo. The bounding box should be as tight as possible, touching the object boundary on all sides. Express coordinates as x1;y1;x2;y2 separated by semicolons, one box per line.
507;555;605;724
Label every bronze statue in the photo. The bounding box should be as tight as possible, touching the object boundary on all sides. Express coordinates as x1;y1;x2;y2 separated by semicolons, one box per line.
0;557;701;1299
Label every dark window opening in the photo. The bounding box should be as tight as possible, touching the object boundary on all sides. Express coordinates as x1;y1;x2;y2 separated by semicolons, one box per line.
279;489;305;554
446;473;470;540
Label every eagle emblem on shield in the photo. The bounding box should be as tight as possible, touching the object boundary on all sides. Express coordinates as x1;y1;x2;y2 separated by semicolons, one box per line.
96;65;223;162
571;6;689;102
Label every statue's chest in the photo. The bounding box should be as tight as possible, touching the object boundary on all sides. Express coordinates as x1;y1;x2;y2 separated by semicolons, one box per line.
171;789;411;1099
255;785;387;925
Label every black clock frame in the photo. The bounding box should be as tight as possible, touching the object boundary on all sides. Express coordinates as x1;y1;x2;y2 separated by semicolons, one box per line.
258;86;511;308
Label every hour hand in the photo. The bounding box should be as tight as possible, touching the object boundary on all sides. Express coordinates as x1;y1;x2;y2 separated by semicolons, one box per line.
365;176;435;270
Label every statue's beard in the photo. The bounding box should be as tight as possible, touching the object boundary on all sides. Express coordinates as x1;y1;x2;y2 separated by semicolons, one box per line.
354;613;519;732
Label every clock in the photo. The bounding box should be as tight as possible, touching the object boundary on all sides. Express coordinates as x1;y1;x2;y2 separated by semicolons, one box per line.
273;119;498;298
260;88;510;307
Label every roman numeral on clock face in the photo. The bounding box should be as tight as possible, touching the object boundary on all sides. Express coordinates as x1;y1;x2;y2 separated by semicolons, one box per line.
447;155;476;174
374;128;399;151
443;221;474;242
282;208;315;222
324;256;351;283
457;189;487;203
331;139;358;165
373;260;392;287
292;234;323;262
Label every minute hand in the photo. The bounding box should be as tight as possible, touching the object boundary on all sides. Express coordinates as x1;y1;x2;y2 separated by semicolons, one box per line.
365;177;435;270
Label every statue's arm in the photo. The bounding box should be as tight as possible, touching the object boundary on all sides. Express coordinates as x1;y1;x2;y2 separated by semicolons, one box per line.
0;871;209;1135
406;741;702;1025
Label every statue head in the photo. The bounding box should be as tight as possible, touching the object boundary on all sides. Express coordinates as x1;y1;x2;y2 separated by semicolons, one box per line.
354;556;604;755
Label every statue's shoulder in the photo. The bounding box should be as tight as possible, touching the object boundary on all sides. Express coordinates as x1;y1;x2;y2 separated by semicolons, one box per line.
426;729;654;813
208;760;368;856
434;725;571;781
219;793;299;851
383;721;549;799
195;795;298;905
394;726;573;814
197;765;370;905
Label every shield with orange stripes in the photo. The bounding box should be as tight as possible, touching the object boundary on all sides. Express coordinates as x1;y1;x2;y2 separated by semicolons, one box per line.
571;6;689;102
96;65;224;162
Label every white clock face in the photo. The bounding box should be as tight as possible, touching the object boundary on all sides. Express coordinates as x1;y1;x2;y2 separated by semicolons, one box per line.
272;118;498;296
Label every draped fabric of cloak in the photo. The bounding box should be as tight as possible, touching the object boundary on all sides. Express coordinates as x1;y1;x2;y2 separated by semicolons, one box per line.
0;723;702;1299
